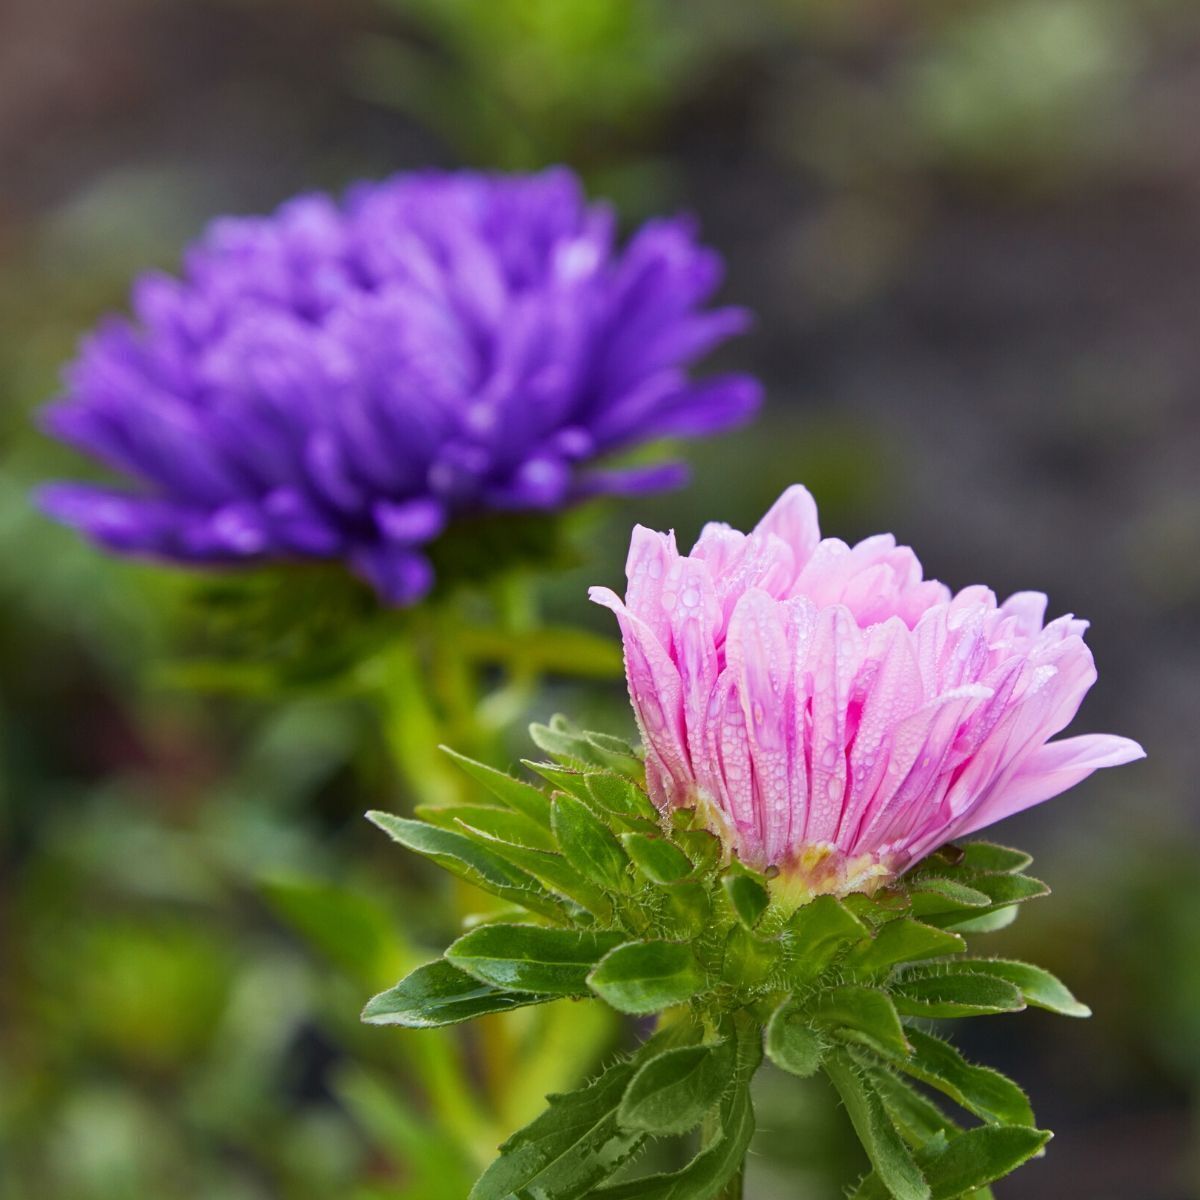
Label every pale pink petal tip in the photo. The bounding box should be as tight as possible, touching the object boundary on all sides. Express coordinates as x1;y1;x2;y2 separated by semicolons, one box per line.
592;484;1145;898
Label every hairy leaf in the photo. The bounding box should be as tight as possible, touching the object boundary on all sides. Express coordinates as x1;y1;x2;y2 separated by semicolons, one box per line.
366;811;562;917
439;747;552;826
621;832;694;884
765;999;825;1077
589;941;708;1015
843;918;965;977
363;959;549;1027
897;1029;1035;1128
892;968;1025;1018
810;985;912;1059
552;793;631;892
446;924;625;995
469;1055;644;1200
953;959;1090;1017
825;1050;930;1200
618;1038;737;1134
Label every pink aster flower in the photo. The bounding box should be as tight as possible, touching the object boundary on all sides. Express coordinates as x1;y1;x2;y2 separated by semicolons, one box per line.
590;486;1144;897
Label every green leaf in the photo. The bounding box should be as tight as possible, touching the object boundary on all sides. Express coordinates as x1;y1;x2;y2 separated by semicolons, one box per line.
366;811;562;918
909;878;994;917
589;941;708;1015
415;804;557;852
942;906;1019;935
810;985;912;1059
849;1120;1048;1199
362;959;549;1027
525;759;595;802
825;1051;931;1200
621;832;694;884
587;772;658;821
605;1082;754;1200
439;747;552;826
843;918;965;976
963;872;1049;907
673;827;722;874
552;793;631;892
896;1029;1035;1128
445;821;612;919
721;924;776;987
784;895;869;982
892;968;1026;1018
581;730;646;778
919;1125;1051;1198
953;959;1090;1017
765;999;825;1077
872;1069;960;1146
722;872;770;929
446;924;625;995
618;1038;737;1134
469;1055;644;1200
529;718;597;765
599;1021;762;1200
660;879;714;938
958;842;1034;875
530;717;642;773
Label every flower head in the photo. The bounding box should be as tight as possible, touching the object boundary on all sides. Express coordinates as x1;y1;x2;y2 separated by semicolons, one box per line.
591;486;1144;897
38;167;759;603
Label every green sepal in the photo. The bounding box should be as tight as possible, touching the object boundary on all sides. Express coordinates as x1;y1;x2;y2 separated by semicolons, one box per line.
588;940;709;1015
892;966;1026;1018
468;1053;645;1200
525;760;595;803
825;1050;931;1200
446;924;625;995
923;873;1050;926
587;772;659;822
529;717;643;777
893;1029;1035;1128
843;917;965;977
659;878;714;938
438;746;552;826
551;793;631;893
362;959;550;1028
809;984;912;1059
908;878;994;918
943;906;1019;935
617;1036;737;1135
915;841;1033;877
669;816;723;873
366;811;563;918
722;870;770;929
765;999;825;1077
950;958;1091;1017
621;831;694;884
721;923;776;988
783;895;868;984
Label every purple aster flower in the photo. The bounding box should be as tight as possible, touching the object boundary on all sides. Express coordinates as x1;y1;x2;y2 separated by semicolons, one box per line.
37;167;760;604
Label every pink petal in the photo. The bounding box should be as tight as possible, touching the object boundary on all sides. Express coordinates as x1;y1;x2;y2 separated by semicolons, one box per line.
752;484;820;573
726;589;794;863
951;733;1146;839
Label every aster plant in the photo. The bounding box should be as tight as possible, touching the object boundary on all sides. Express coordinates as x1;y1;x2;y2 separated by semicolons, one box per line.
37;166;758;606
365;487;1143;1199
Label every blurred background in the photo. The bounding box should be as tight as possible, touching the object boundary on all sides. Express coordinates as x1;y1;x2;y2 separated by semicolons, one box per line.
2;1;1199;1197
